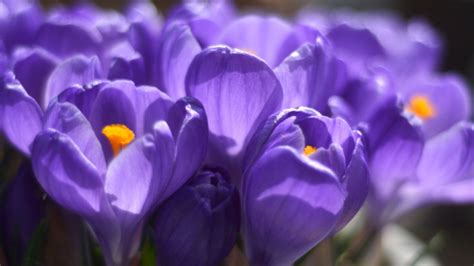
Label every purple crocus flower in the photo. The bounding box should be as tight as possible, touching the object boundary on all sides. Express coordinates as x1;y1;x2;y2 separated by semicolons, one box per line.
1;2;164;155
31;81;208;265
242;108;368;265
298;9;442;79
153;167;240;266
363;97;474;224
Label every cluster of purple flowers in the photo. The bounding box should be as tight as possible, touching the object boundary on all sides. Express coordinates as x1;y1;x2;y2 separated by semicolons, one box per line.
0;0;472;265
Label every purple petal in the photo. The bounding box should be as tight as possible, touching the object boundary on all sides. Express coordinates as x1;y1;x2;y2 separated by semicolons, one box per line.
215;15;298;67
12;47;59;106
186;46;282;175
156;20;201;100
333;137;369;232
35;19;101;59
31;128;110;220
44;55;102;107
244;146;345;265
0;73;42;155
126;1;162;84
327;23;386;74
105;41;146;85
43;101;106;175
366;98;424;205
56;81;107;119
275;37;348;113
160;97;208;200
417;122;474;187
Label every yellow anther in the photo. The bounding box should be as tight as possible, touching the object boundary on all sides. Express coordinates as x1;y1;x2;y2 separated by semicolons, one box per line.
102;124;135;156
304;145;317;156
406;95;436;120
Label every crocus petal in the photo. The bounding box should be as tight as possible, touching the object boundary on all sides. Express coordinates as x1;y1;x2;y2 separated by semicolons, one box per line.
160;97;208;200
156;20;201;100
2;2;43;53
244;146;345;265
417;122;474;187
43;101;106;175
275;37;348;113
154;169;240;266
44;55;102;107
366;98;424;206
326;23;386;74
333;137;369;232
186;46;282;175
12;47;58;106
216;15;298;67
56;81;107;119
126;1;162;83
106;41;146;85
31;128;110;219
401;74;471;138
0;73;42;155
35;20;101;59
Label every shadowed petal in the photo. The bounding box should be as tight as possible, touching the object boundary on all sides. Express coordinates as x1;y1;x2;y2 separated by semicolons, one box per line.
366;98;424;206
244;146;345;265
161;97;208;200
43;101;106;175
333;137;369;232
12;47;58;106
44;55;102;107
156;20;201;100
0;73;42;155
275;37;348;113
31;129;109;219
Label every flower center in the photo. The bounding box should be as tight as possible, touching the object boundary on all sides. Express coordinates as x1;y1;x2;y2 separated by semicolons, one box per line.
304;145;317;156
406;95;436;120
102;124;135;156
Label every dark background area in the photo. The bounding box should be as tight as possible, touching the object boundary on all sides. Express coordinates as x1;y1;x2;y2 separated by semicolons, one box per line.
36;0;474;264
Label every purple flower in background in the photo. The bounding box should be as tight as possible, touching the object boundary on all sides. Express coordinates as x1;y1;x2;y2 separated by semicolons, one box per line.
274;35;348;114
242;108;368;265
31;81;208;265
0;0;44;53
153;167;240;266
363;97;474;224
298;10;442;79
155;0;320;100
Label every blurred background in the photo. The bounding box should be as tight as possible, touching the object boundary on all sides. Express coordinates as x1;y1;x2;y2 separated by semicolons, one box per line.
26;0;474;265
